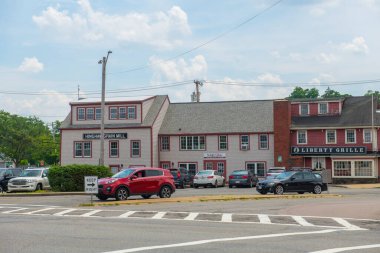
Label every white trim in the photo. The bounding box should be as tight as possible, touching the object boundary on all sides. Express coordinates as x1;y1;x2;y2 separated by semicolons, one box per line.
325;130;336;144
297;130;307;144
299;103;309;116
318;102;328;115
363;129;372;143
332;159;376;178
345;129;356;144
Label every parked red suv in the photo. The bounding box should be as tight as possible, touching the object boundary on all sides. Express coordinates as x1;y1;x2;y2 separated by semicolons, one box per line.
97;167;175;201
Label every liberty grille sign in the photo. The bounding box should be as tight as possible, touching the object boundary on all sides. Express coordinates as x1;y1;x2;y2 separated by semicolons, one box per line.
83;133;128;140
291;146;367;155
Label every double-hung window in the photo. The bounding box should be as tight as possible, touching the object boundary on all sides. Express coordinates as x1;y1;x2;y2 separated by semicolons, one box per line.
110;107;118;120
326;130;336;144
95;108;101;120
180;136;205;150
110;141;119;158
74;141;91;157
318;103;328;114
363;129;372;143
128;106;136;119
259;134;269;149
86;108;94;120
78;108;85;120
119;107;127;119
131;140;141;157
218;135;228;150
240;135;250;150
345;129;356;144
300;104;309;116
297;130;307;144
161;136;170;151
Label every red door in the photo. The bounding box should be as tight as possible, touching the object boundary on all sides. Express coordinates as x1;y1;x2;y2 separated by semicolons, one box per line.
203;160;226;178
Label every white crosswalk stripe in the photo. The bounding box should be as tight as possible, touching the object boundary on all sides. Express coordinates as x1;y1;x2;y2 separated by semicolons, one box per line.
258;214;271;224
184;212;199;221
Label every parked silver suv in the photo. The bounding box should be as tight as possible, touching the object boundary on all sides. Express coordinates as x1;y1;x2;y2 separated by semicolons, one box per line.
7;168;50;192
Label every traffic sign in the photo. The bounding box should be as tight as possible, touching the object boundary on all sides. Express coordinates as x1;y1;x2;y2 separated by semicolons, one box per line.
84;176;98;194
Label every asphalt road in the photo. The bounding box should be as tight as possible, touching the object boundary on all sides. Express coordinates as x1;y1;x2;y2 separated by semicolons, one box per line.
1;187;379;253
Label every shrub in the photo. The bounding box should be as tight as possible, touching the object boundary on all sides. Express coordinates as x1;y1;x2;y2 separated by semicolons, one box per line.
48;164;112;192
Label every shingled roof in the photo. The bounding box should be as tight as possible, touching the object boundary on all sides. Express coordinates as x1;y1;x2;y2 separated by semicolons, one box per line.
292;96;380;128
159;100;273;135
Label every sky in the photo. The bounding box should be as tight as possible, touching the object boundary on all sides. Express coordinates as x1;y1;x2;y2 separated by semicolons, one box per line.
1;0;380;124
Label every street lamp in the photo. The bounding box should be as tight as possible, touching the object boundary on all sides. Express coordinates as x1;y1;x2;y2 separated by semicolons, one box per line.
98;50;112;166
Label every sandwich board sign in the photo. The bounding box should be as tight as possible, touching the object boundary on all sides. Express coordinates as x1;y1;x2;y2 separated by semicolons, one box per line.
84;176;98;194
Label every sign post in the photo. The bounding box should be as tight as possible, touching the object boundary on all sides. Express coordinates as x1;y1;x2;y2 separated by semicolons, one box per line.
84;176;98;205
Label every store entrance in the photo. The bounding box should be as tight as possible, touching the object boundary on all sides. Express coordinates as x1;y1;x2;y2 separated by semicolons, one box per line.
203;160;226;178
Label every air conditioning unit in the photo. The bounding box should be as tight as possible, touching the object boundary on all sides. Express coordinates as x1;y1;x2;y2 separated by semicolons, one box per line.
241;144;249;151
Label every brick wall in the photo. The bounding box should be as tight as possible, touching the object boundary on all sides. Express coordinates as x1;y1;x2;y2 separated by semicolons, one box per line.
273;100;292;168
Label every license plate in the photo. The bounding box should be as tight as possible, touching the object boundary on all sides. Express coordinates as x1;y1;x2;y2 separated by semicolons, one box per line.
236;181;240;184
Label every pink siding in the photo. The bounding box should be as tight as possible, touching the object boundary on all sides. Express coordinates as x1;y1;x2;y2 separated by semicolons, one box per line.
291;104;299;116
309;103;318;116
329;102;340;115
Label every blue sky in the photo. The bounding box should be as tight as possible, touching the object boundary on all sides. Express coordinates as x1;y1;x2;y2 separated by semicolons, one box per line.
1;0;379;123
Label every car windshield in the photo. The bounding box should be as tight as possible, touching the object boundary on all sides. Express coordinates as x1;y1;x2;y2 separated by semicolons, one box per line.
274;171;294;180
232;170;247;175
0;170;5;176
112;169;136;178
198;171;212;175
19;170;42;177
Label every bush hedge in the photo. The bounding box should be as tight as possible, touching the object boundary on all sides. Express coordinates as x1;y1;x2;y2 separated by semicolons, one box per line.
48;164;112;192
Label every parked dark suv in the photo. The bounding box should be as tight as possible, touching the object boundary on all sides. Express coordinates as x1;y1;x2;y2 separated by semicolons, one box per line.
97;167;175;201
0;168;22;192
169;167;192;188
256;171;328;195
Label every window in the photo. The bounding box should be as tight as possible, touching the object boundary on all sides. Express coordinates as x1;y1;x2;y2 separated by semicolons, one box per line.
95;108;101;120
333;161;351;177
178;163;197;178
363;129;372;143
297;130;307;144
160;162;170;169
246;162;265;177
318;103;328;114
110;107;118;120
345;129;356;143
180;136;205;150
86;108;94;120
218;135;228;150
74;141;91;158
161;136;170;151
78;108;85;120
300;104;309;116
128;106;136;119
303;172;315;180
131;140;141;157
217;162;225;175
354;161;373;177
240;135;249;150
119;107;127;119
146;170;163;177
110;141;119;158
326;130;336;144
259;134;269;149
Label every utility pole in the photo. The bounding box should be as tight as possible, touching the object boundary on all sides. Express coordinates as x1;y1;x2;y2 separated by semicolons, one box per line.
98;50;112;166
193;80;203;102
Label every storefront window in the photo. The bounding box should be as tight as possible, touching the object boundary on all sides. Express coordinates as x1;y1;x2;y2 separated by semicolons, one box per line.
333;160;374;178
333;161;351;177
354;161;373;177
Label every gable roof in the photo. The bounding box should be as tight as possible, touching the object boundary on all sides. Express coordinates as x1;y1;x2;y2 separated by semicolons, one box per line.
159;100;273;135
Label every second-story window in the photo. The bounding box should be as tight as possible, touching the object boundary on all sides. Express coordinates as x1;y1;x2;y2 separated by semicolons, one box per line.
131;140;141;157
259;134;269;149
218;135;228;150
346;129;356;143
326;130;336;144
110;107;118;119
319;103;328;114
86;108;94;120
95;108;101;120
300;104;309;116
109;141;119;158
297;130;307;144
78;108;85;120
128;106;136;119
119;107;127;119
161;136;170;151
363;129;372;143
180;136;205;150
240;135;250;150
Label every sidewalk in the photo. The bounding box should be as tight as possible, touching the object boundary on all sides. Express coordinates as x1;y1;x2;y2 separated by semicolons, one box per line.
332;184;380;189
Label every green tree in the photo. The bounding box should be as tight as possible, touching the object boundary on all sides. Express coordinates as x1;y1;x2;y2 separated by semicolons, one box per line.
0;111;58;167
322;87;351;98
364;90;380;100
288;86;319;98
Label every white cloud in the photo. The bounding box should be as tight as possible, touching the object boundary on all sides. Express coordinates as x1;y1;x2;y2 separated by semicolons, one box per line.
309;0;341;17
150;55;207;82
270;51;281;58
339;36;369;54
309;73;335;85
18;57;44;73
315;53;337;64
32;0;191;48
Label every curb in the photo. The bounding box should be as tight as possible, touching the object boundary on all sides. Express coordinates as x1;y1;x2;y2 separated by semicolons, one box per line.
0;192;87;197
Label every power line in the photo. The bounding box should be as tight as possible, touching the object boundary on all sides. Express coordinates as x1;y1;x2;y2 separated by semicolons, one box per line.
107;0;284;75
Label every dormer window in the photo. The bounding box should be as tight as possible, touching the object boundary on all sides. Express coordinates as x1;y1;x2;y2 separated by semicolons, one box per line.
318;103;328;115
299;104;309;116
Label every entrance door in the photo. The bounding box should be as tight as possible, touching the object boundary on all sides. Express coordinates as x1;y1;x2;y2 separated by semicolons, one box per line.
203;160;226;178
178;163;197;179
312;157;325;171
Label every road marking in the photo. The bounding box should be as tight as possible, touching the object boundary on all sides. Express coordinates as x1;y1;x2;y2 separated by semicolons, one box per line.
258;214;271;224
151;212;166;219
81;210;102;217
53;209;76;216
292;216;314;227
221;213;232;222
119;211;136;218
23;208;55;215
101;229;339;253
184;212;199;221
309;244;380;253
2;208;28;214
332;218;363;230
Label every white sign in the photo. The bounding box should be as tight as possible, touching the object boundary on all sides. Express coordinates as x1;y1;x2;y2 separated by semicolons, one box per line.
203;153;226;158
84;176;98;194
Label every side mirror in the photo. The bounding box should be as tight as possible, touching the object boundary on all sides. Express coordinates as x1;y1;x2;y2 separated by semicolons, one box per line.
42;174;47;178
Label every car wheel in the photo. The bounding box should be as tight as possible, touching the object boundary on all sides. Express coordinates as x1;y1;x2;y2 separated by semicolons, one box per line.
35;183;42;191
274;185;284;195
159;186;172;198
214;180;218;188
313;185;322;194
298;192;305;194
97;194;108;201
115;187;129;201
141;194;152;199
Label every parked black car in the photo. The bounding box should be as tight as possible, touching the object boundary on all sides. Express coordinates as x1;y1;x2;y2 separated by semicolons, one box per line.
0;168;23;192
228;170;258;188
169;168;192;188
256;171;328;195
